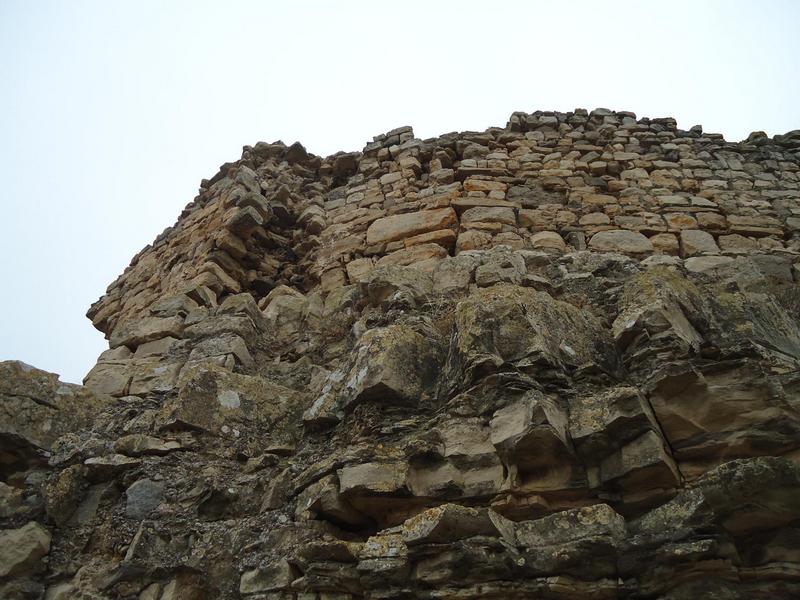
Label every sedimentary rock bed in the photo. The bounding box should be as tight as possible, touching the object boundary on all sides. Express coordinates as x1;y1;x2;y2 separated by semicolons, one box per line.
2;109;800;598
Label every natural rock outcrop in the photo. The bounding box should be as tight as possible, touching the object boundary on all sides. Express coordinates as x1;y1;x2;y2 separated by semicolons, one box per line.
2;109;800;598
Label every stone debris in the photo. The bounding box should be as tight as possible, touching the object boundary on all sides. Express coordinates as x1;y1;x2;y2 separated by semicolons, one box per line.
2;108;800;598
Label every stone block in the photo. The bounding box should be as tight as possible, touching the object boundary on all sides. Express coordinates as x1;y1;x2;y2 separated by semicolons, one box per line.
366;208;457;246
588;230;653;254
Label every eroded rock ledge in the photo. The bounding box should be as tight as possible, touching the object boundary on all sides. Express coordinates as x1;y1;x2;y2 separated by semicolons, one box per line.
2;109;800;599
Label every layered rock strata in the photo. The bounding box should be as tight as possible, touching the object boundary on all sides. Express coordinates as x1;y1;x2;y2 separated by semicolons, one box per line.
2;109;800;599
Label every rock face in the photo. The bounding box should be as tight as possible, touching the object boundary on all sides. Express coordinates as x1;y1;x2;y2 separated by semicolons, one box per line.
2;109;800;598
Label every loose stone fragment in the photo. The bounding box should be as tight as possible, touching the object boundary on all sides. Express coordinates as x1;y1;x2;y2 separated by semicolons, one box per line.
0;522;51;577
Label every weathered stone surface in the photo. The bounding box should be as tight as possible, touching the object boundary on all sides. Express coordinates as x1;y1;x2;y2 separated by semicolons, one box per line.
451;197;516;214
376;242;447;270
114;434;182;457
432;253;479;295
400;504;512;545
0;361;112;473
43;464;86;525
341;322;441;411
650;232;679;254
647;361;800;475
474;247;525;286
6;109;800;599
588;230;654;254
530;230;566;251
239;559;295;594
296;474;370;528
158;362;300;453
0;522;51;577
447;284;618;387
125;478;165;519
684;254;735;272
680;228;720;256
491;391;570;468
361;264;433;307
109;315;184;349
460;206;515;226
516;504;625;578
365;207;457;246
338;461;408;495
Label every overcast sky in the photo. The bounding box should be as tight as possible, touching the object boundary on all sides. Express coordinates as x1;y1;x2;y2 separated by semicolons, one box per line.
1;0;799;383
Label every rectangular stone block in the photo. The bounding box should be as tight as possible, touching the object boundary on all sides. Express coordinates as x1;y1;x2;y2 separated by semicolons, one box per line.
366;208;457;245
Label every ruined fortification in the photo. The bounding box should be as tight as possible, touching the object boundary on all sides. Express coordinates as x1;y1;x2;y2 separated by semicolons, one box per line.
2;108;800;599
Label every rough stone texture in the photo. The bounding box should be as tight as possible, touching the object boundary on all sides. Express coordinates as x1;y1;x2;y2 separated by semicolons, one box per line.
3;109;800;599
0;522;51;577
589;230;654;254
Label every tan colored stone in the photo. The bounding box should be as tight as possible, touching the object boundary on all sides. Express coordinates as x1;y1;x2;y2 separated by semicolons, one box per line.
338;462;408;495
239;559;295;594
696;211;727;230
451;197;517;215
460;206;516;226
493;232;525;249
679;229;720;257
366;208;457;245
400;504;512;545
718;233;758;252
530;231;566;251
727;214;784;237
455;230;492;253
580;212;611;226
463;179;507;193
375;243;447;270
664;212;698;231
650;233;679;255
0;522;51;577
346;257;375;283
581;194;617;206
320;267;347;292
403;228;457;249
684;255;735;272
588;230;653;254
109;315;184;350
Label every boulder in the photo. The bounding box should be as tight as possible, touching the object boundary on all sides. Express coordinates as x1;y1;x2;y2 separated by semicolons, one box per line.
158;363;300;454
490;391;580;492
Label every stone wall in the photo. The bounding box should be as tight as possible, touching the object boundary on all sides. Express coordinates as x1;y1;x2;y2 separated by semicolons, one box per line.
2;109;800;599
87;109;800;339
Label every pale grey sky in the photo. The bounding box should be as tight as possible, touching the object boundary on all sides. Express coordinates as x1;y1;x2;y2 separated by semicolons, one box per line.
1;0;799;383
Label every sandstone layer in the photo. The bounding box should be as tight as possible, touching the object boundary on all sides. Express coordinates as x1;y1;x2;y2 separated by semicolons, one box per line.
2;109;800;599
